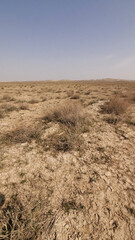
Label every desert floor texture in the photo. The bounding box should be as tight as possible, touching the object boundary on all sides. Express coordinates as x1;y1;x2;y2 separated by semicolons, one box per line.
0;80;135;240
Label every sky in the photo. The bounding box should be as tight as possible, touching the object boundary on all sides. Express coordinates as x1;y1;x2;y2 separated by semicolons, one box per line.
0;0;135;81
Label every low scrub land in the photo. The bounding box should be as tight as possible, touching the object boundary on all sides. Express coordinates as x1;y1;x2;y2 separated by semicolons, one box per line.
0;80;135;240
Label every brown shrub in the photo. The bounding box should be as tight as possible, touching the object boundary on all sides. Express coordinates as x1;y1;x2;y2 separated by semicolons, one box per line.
84;90;91;95
19;104;29;110
42;101;89;153
1;95;15;101
66;90;74;98
70;94;80;99
45;128;82;152
1;126;41;144
43;101;84;126
101;97;129;115
41;97;47;102
128;92;135;103
1;104;18;112
28;99;39;104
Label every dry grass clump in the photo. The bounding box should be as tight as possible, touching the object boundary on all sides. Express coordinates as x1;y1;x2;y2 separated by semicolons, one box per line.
43;101;84;126
128;92;135;103
62;199;84;213
28;99;39;104
18;104;29;110
15;99;26;104
104;115;119;125
1;95;15;102
1;126;41;144
125;114;135;126
0;110;4;119
0;104;18;112
101;97;129;115
66;90;74;98
70;94;80;99
45;131;72;152
45;128;82;152
42;101;89;153
41;97;47;102
51;132;73;152
84;90;91;95
0;193;55;240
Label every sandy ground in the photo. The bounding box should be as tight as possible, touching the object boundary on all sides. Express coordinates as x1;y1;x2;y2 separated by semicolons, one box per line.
0;80;135;240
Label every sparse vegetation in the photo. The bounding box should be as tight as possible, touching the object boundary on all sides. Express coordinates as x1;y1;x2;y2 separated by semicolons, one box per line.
0;104;18;112
128;92;135;103
0;193;55;240
101;96;129;115
0;110;4;119
44;128;82;152
19;104;29;110
41;97;47;102
62;199;77;213
1;95;15;102
43;101;84;126
1;126;41;144
0;80;135;240
70;94;80;99
28;99;39;104
84;90;90;95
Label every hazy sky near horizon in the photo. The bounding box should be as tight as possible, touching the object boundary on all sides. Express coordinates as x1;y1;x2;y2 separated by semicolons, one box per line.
0;0;135;81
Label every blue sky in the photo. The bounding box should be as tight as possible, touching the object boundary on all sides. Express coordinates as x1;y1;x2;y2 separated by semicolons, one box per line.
0;0;135;81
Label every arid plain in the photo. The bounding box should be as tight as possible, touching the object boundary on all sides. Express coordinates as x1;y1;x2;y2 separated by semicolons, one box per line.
0;80;135;240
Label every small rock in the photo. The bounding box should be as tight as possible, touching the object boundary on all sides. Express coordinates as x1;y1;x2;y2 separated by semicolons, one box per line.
105;171;111;177
21;143;28;147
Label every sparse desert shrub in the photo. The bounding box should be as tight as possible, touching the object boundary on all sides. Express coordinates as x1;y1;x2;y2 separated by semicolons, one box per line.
47;132;72;152
0;104;18;112
125;206;135;217
28;99;39;104
1;126;40;144
84;90;90;95
55;90;62;93
88;100;97;105
41;97;47;102
70;94;80;99
19;104;29;110
43;101;84;126
0;111;4;119
42;101;89;153
125;114;135;126
55;96;61;99
44;128;82;152
6;106;18;112
2;95;15;101
104;116;119;125
15;99;26;104
67;90;74;98
101;97;129;115
131;93;135;102
128;92;135;103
